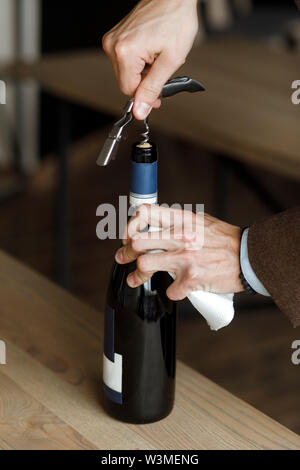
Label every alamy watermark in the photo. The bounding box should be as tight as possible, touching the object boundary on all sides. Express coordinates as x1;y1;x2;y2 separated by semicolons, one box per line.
291;340;300;365
96;197;204;245
0;340;6;365
0;80;6;105
291;80;300;105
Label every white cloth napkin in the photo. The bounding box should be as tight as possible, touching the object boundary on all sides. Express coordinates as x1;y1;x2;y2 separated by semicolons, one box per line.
169;273;234;331
186;290;234;331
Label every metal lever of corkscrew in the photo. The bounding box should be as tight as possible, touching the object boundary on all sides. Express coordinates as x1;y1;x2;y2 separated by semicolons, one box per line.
96;99;134;167
96;77;205;167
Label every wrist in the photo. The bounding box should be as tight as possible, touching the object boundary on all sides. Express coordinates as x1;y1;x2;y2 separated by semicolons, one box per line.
240;228;270;296
232;226;244;293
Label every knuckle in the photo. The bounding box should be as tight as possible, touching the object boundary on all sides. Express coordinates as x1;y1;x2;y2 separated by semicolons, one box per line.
102;33;113;52
114;40;130;60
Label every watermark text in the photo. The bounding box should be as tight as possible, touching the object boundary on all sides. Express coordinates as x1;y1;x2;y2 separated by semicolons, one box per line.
0;340;6;365
291;340;300;365
291;80;300;105
96;197;204;246
0;80;6;105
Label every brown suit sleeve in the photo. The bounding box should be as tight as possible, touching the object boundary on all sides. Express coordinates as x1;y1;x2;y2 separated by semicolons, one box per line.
248;207;300;327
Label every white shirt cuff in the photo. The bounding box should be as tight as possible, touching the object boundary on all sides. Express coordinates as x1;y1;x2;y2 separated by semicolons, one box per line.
240;228;270;297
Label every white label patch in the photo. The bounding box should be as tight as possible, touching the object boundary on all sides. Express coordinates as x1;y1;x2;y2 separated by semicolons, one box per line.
103;353;122;393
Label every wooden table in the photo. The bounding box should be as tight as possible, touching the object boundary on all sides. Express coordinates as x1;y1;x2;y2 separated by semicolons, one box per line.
0;250;299;450
3;37;300;181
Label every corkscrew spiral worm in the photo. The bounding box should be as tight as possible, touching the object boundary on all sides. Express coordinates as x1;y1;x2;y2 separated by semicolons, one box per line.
141;117;150;144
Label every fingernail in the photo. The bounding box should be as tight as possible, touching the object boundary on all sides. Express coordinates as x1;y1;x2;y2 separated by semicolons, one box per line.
135;102;151;120
127;274;135;287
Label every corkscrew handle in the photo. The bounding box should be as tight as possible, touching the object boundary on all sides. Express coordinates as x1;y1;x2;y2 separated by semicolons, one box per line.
161;77;205;98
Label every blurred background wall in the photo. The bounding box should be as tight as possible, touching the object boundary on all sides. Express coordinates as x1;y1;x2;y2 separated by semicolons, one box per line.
0;0;40;172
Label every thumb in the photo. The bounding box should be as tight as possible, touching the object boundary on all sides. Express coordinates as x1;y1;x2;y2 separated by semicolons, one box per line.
133;52;177;120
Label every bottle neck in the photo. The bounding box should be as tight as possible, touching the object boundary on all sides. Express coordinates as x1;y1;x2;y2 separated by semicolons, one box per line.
130;143;158;208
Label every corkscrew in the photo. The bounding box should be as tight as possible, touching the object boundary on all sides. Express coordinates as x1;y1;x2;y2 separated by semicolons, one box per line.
96;77;205;167
141;117;150;145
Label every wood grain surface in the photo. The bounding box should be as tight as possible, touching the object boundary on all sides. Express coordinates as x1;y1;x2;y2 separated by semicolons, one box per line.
2;37;300;180
0;250;299;450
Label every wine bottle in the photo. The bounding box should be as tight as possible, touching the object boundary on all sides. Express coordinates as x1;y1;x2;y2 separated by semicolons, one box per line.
103;142;177;424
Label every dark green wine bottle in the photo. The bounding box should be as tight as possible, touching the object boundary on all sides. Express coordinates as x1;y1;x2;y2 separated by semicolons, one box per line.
103;142;177;424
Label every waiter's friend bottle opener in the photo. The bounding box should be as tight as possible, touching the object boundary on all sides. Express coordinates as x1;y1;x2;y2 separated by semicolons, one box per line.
96;77;205;167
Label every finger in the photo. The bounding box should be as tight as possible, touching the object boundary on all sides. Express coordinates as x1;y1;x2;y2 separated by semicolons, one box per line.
123;206;186;246
140;69;161;109
127;252;178;288
117;232;183;264
166;276;192;301
115;44;146;96
127;204;181;239
127;269;152;288
102;31;120;77
133;51;180;120
110;54;120;86
115;243;138;264
121;207;147;245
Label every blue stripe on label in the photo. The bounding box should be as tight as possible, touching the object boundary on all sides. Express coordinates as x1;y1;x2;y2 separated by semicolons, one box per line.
103;383;123;405
104;305;115;362
131;161;157;196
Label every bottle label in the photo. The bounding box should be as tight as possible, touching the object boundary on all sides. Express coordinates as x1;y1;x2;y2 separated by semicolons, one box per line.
103;305;123;404
131;161;157;196
103;353;123;404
